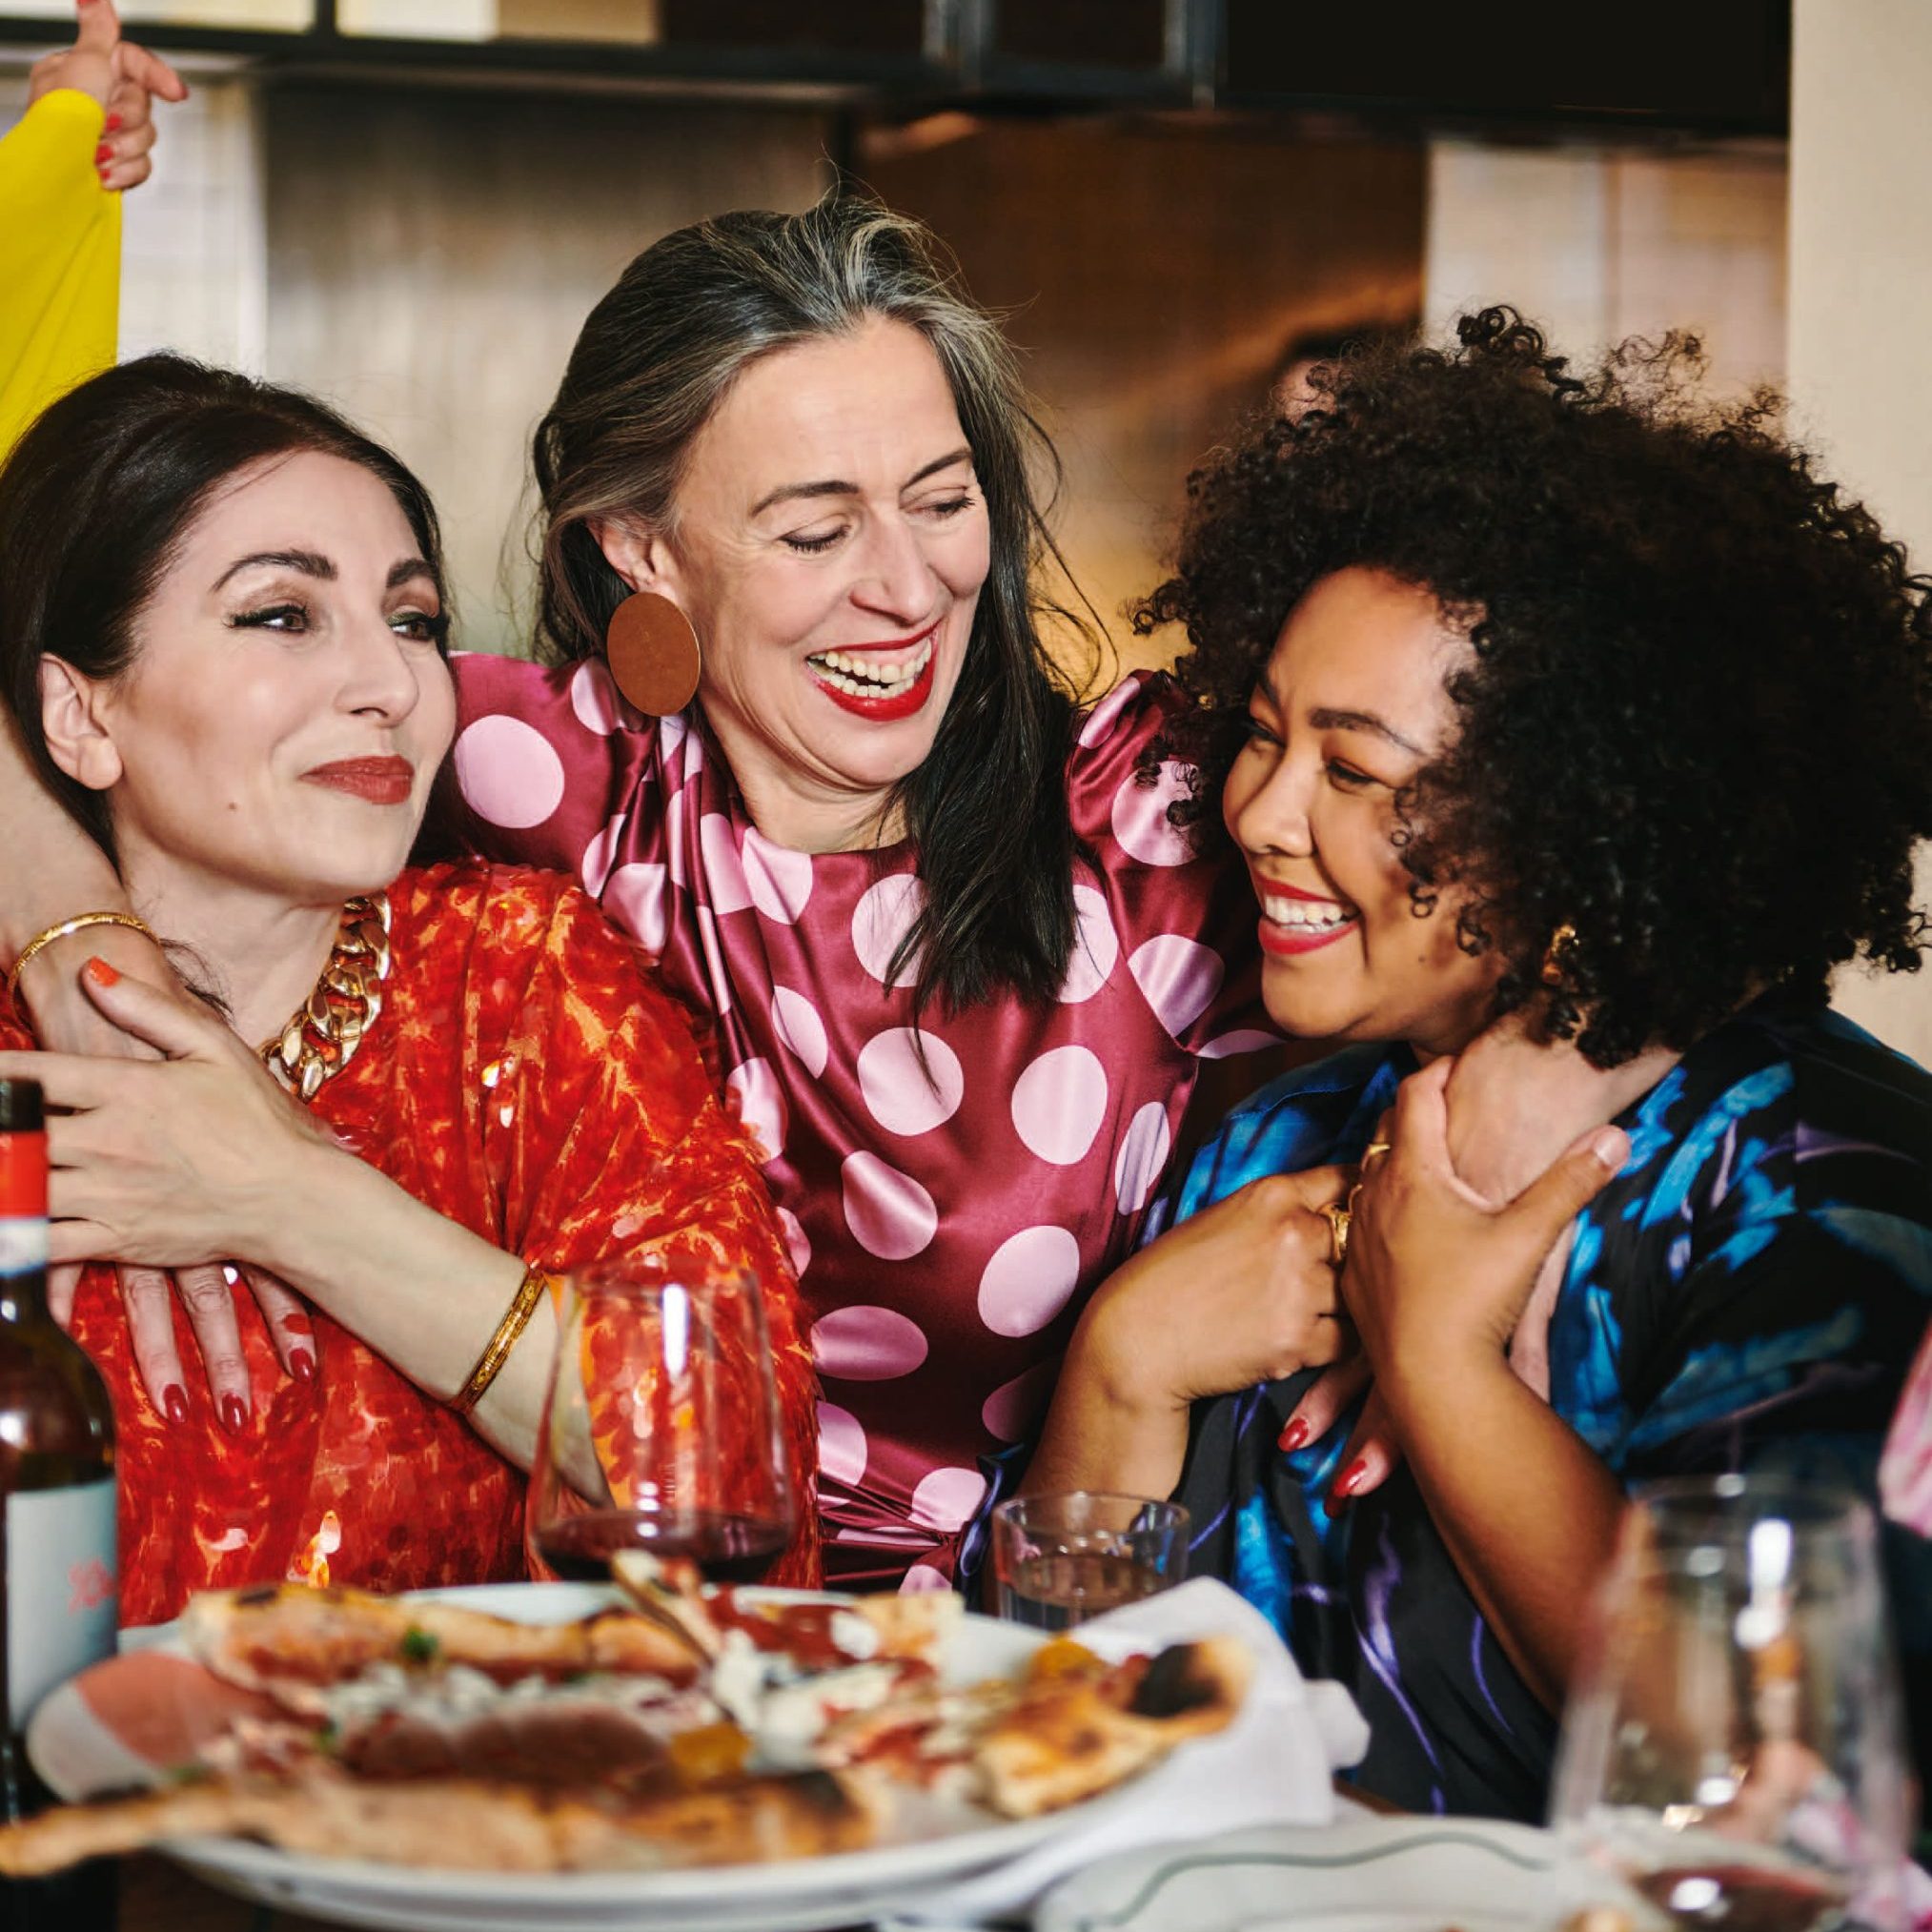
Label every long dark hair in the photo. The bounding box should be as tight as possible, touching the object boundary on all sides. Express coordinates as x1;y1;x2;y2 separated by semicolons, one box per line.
0;355;449;863
533;194;1088;1015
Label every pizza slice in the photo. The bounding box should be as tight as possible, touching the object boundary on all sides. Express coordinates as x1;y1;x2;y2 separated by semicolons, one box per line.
181;1583;706;1718
826;1634;1252;1820
0;1761;885;1876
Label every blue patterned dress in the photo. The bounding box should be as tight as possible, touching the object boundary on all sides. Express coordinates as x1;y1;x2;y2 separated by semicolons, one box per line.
1166;998;1932;1820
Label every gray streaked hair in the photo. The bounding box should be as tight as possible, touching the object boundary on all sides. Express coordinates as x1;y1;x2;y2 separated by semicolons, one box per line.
532;194;1090;1017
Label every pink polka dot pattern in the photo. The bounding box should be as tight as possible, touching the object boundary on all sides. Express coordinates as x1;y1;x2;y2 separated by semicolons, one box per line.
1078;676;1140;749
841;1151;940;1261
856;1027;965;1137
1010;1045;1108;1166
981;1355;1061;1441
811;1304;929;1380
1129;933;1225;1039
816;1400;868;1487
1200;1027;1284;1059
450;660;1271;1587
1109;759;1193;867
603;862;669;953
569;660;641;738
742;828;814;924
1056;883;1120;1004
700;815;754;915
770;986;829;1077
454;717;566;830
778;1207;811;1279
909;1466;987;1533
580;815;628;899
976;1224;1082;1337
694;906;732;1018
851;874;926;986
1112;1101;1173;1215
724;1057;786;1163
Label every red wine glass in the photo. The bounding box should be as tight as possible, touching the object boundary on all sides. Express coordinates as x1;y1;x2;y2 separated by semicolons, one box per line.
526;1258;795;1588
1550;1475;1912;1932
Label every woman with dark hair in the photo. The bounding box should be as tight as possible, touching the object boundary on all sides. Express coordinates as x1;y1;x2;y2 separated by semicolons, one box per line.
0;194;1309;1591
0;355;819;1622
1025;313;1932;1817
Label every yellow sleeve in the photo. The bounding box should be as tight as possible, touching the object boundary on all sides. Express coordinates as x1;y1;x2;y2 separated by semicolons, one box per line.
0;90;119;460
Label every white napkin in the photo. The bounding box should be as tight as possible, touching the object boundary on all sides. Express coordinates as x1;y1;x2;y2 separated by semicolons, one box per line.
877;1576;1369;1930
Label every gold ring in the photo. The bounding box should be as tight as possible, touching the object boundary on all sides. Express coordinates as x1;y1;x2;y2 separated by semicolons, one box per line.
1317;1200;1352;1269
1361;1139;1393;1168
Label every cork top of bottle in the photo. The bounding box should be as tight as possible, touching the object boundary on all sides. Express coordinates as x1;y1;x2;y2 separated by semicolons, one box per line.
0;1078;45;1134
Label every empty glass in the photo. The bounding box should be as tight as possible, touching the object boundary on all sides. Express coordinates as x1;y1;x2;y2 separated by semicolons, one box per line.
1550;1474;1912;1932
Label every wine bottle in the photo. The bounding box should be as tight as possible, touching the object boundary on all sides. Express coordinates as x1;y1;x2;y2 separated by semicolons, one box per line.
0;1078;117;1929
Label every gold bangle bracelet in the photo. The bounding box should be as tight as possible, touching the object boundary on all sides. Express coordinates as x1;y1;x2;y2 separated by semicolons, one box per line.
7;910;159;1004
450;1264;550;1416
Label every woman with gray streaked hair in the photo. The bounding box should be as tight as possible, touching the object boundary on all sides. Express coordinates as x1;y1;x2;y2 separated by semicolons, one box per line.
6;193;1287;1589
5;193;1631;1593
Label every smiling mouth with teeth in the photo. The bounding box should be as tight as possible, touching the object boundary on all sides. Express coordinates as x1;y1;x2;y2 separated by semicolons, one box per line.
805;638;935;700
1257;890;1360;957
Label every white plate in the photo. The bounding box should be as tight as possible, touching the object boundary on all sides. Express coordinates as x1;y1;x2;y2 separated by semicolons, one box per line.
1033;1815;1560;1932
30;1580;1138;1932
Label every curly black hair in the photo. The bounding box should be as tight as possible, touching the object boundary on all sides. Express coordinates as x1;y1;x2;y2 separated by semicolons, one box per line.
1136;308;1932;1068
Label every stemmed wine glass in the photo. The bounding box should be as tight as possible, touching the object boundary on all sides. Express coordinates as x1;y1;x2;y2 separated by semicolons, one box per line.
1550;1474;1912;1932
526;1257;796;1587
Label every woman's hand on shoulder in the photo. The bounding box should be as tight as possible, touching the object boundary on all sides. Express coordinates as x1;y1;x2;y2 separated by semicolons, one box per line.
27;0;188;193
1347;1057;1628;1388
1075;1165;1356;1413
1440;1014;1676;1206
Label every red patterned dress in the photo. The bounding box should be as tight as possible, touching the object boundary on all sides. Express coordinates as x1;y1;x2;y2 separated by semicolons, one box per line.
0;863;820;1627
451;662;1274;1589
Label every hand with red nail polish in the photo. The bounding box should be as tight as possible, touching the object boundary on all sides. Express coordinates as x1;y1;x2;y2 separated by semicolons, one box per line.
27;0;188;194
162;1383;190;1425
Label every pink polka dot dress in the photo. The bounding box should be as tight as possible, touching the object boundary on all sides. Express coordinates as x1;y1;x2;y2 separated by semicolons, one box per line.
451;656;1276;1591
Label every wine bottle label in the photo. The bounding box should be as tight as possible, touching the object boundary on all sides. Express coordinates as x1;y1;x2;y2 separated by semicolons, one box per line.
0;1218;50;1276
6;1481;117;1731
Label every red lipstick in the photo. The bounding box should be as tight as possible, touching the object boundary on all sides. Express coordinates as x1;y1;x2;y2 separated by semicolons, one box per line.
1257;918;1356;958
304;756;414;805
1252;873;1360;957
806;624;940;722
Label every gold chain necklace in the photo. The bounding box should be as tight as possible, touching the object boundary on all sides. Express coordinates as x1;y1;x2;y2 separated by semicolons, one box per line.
258;893;393;1102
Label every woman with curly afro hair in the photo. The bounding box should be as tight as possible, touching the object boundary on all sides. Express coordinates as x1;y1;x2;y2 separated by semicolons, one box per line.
1020;310;1932;1819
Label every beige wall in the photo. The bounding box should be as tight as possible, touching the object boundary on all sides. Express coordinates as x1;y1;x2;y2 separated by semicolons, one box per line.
862;118;1426;683
263;86;830;658
1788;1;1932;1064
1425;140;1787;398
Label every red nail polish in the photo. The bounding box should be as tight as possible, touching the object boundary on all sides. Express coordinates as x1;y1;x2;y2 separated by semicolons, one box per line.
163;1384;190;1425
1277;1416;1310;1453
219;1393;247;1435
280;1309;315;1337
105;113;123;132
1332;1458;1368;1501
95;142;112;163
291;1351;316;1385
83;955;119;986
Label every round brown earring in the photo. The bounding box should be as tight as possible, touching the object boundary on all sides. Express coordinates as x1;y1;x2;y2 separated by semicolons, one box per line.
605;591;702;717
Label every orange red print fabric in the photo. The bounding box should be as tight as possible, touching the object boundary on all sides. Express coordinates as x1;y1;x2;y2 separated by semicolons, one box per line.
0;863;819;1626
